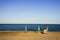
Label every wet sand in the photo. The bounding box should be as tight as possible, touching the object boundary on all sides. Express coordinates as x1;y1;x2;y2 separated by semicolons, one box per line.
0;31;60;40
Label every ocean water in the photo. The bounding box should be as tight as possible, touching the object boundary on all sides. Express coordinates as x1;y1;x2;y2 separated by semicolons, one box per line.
0;24;60;31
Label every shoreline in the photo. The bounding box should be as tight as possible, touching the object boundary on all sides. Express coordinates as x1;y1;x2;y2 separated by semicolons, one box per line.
0;30;60;32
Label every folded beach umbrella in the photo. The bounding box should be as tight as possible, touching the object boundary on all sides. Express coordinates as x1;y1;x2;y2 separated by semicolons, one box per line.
38;26;40;31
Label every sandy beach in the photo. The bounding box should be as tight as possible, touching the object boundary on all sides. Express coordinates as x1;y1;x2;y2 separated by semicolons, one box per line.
0;31;60;40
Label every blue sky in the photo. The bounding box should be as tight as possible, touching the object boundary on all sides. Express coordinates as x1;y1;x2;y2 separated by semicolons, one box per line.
0;0;60;24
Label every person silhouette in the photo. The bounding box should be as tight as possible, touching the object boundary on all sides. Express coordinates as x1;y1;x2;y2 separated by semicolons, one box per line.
43;26;48;34
25;26;27;33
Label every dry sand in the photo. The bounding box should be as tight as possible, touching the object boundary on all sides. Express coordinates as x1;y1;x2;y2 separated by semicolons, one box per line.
0;31;60;40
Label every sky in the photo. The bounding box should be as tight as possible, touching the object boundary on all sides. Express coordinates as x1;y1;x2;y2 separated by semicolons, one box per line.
0;0;60;24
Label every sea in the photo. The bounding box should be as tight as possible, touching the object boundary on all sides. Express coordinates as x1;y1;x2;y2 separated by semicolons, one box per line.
0;24;60;31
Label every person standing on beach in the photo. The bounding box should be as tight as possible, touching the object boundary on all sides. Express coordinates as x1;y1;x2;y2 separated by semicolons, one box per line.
25;26;27;33
46;26;48;31
38;26;40;32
